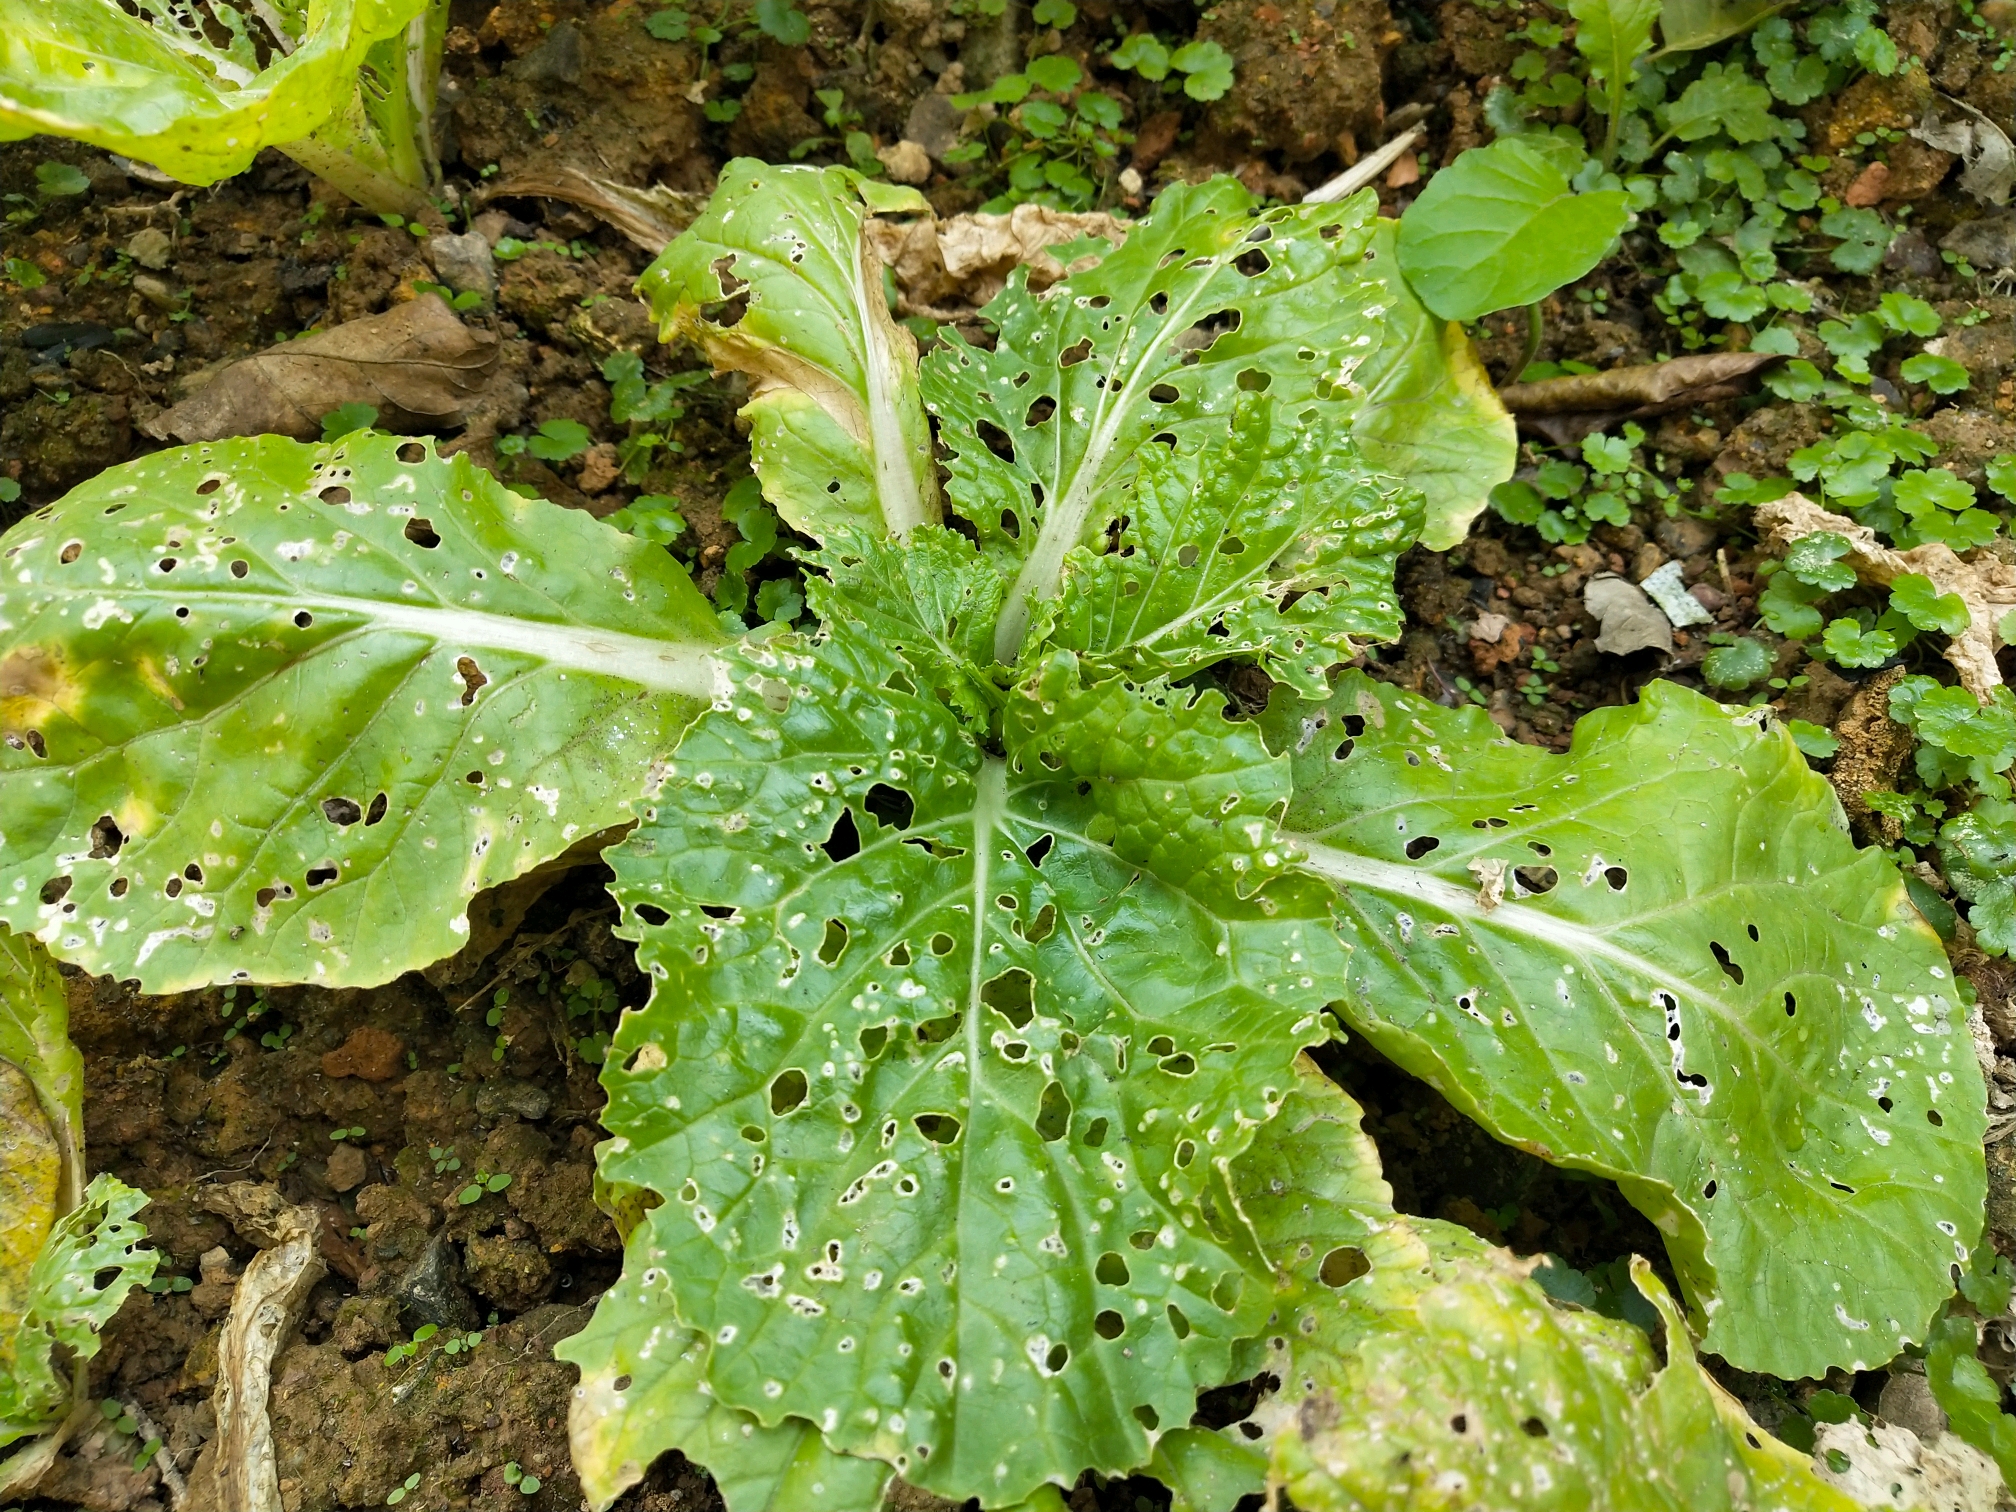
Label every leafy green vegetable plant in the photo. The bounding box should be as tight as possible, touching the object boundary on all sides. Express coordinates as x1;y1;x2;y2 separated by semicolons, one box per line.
0;0;450;219
0;161;1986;1508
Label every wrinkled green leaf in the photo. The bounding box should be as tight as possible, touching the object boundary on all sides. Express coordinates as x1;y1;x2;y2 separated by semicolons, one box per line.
0;0;441;217
573;580;1344;1503
1264;673;1985;1379
0;1172;156;1453
1052;395;1422;699
0;433;722;992
639;161;940;543
1890;574;1971;637
923;182;1511;663
1397;139;1632;321
1664;63;1778;143
1572;0;1660;86
0;932;70;1454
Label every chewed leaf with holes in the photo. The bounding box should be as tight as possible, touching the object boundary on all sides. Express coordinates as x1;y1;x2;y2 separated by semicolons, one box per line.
578;616;1342;1505
1263;673;1985;1379
1051;395;1422;700
806;525;1006;723
920;181;1510;664
1;1172;156;1452
0;433;722;992
1157;1060;1860;1512
559;1262;890;1512
0;0;428;188
639;161;940;542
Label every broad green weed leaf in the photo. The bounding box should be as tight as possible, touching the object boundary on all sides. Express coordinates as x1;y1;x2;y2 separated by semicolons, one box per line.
1927;1313;2016;1486
1052;396;1423;699
1572;0;1660;84
560;1296;890;1512
922;182;1510;662
1266;673;1984;1379
0;434;722;992
1659;0;1787;51
639;161;940;542
1396;139;1632;322
1665;62;1779;142
576;591;1343;1504
0;0;436;213
0;1172;155;1452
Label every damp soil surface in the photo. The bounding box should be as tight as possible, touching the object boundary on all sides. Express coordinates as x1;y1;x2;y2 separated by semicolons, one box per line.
9;0;2016;1507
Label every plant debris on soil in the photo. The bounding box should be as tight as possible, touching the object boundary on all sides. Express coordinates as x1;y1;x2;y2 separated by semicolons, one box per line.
17;0;2016;1507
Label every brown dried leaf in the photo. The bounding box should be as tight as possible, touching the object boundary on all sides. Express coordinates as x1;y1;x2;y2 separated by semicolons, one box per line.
142;295;500;444
864;206;1126;316
1755;491;2016;699
1499;352;1779;415
476;166;709;254
1585;573;1675;655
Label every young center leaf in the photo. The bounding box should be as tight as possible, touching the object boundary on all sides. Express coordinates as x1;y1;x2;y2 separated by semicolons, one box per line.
1051;394;1424;699
0;434;724;993
1264;673;1985;1380
574;538;1345;1505
1396;139;1633;322
919;180;1512;664
639;161;941;543
0;0;441;218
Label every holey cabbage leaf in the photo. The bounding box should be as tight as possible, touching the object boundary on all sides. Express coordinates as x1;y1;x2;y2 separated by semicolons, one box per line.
1150;1060;1860;1512
638;162;941;543
1264;673;1985;1380
0;0;444;218
917;178;1513;663
1051;394;1424;700
561;532;1348;1506
0;432;722;992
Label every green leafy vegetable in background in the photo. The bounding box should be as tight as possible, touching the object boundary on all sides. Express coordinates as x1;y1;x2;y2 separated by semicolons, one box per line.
0;161;1985;1508
0;0;449;218
1395;137;1633;321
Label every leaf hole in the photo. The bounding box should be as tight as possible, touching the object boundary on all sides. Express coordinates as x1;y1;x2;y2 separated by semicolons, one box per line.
1521;1417;1548;1438
1235;367;1270;392
1045;1342;1070;1372
1176;542;1200;569
365;792;388;826
1709;941;1744;987
1131;1229;1157;1251
39;875;71;905
109;877;127;897
164;877;182;898
397;442;427;463
1334;739;1355;760
1219;536;1245;557
635;903;671;926
913;1112;962;1144
1234;249;1271;278
403;517;441;548
820;808;861;863
1148;382;1180;404
1059;337;1093;367
1159;1053;1196;1076
916;1011;962;1044
1025;834;1053;867
1604;865;1628;890
1000;509;1021;540
930;932;955;956
1928;1108;1945;1127
255;887;277;908
1175;1139;1196;1167
769;1069;809;1116
1878;1096;1893;1113
1024;903;1056;942
976;420;1016;464
1166;1304;1191;1338
1096;1252;1129;1286
1319;1246;1369;1286
1035;1080;1072;1141
1094;1310;1125;1339
88;815;124;858
1704;1180;1718;1198
1747;923;1760;942
1083;1116;1109;1148
58;540;81;564
230;560;249;578
466;770;484;784
982;968;1035;1028
1404;836;1440;860
321;797;362;826
1514;865;1558;894
1025;396;1056;426
885;668;917;695
456;656;488;705
305;862;338;888
1526;840;1552;857
1450;1414;1468;1433
293;610;314;629
864;783;914;830
1212;1274;1241;1312
158;557;177;573
741;1124;766;1143
860;1024;889;1059
886;941;911;966
818;918;849;965
318;486;350;505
